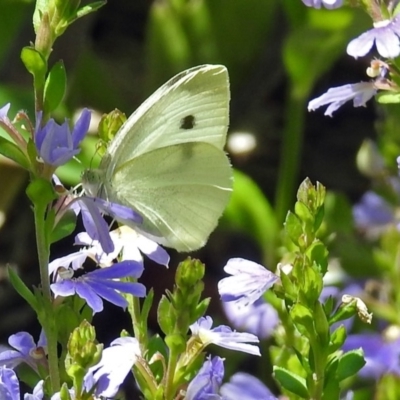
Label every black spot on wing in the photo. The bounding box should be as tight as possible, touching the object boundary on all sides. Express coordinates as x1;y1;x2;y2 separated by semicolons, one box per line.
180;115;196;130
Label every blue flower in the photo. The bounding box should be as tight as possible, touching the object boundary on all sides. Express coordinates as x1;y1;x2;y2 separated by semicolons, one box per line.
50;259;146;313
0;367;19;400
222;298;279;340
308;82;376;116
72;196;143;254
302;0;342;9
342;332;400;379
24;380;44;400
220;372;277;400
353;191;395;233
35;108;91;166
0;103;10;120
0;331;47;374
189;316;260;356
347;15;400;59
76;225;169;268
218;258;278;307
186;356;224;400
88;337;141;398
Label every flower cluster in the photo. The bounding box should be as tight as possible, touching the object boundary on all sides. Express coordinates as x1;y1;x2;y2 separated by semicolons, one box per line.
306;2;400;115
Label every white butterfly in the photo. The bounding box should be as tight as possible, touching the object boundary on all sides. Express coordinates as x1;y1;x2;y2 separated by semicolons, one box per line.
82;64;232;252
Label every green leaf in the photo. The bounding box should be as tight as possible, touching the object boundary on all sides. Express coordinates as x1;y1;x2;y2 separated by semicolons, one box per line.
376;92;400;104
294;201;313;224
301;263;323;304
75;1;106;19
284;210;302;247
290;303;314;337
192;297;210;323
278;269;297;302
141;288;154;328
336;349;366;381
44;60;66;113
26;178;56;206
306;241;328;275
329;325;347;353
55;303;81;347
145;334;168;380
314;301;329;347
50;209;77;244
157;295;173;335
0;136;29;169
273;366;309;398
20;46;47;79
322;377;340;400
7;266;38;313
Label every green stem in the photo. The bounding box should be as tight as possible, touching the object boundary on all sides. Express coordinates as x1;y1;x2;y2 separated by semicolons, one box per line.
164;349;179;400
34;203;60;392
127;287;149;350
308;331;327;400
275;89;307;225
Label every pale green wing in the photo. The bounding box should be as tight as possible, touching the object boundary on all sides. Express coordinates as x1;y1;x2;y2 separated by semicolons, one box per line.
104;65;230;172
104;142;232;252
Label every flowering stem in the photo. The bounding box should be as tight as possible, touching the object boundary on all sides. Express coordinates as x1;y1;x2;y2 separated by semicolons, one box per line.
164;349;179;400
33;203;60;392
275;92;306;225
308;331;327;400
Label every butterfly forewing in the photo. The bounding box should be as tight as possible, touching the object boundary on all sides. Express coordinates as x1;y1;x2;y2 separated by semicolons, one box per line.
104;65;230;173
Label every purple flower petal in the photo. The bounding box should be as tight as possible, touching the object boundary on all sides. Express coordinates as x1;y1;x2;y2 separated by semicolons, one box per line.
0;103;10;120
186;356;224;400
302;0;342;9
222;299;279;339
218;258;278;307
347;17;400;59
34;109;91;166
0;367;20;400
72;109;91;147
308;82;376;116
353;191;394;231
89;337;141;398
76;198;114;254
50;262;146;314
221;372;277;400
190;316;260;356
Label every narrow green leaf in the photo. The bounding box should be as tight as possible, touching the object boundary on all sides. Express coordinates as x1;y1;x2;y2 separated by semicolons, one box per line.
44;60;67;113
336;349;366;381
329;325;347;353
141;288;154;327
157;295;173;335
273;366;309;398
314;301;330;347
75;1;107;19
306;242;328;275
284;210;302;246
0;137;29;169
7;267;38;313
